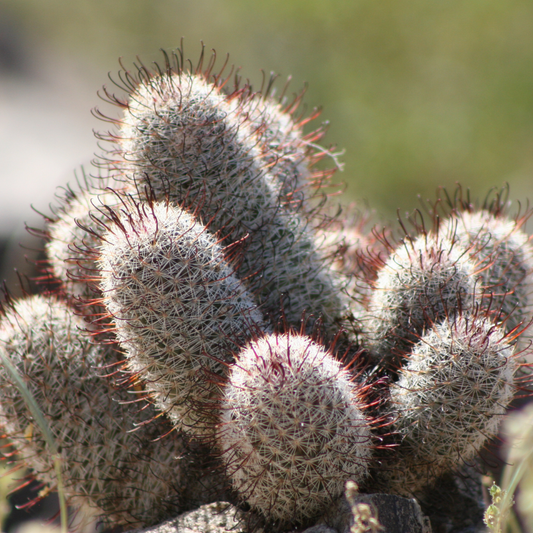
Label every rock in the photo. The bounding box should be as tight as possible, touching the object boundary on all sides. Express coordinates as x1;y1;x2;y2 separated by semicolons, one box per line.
320;493;432;533
133;502;247;533
417;468;486;533
132;494;436;533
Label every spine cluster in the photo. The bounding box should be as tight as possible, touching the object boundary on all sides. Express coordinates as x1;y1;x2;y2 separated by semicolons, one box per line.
0;47;531;532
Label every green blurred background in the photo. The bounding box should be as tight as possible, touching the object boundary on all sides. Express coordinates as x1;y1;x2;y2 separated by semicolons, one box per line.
1;0;533;225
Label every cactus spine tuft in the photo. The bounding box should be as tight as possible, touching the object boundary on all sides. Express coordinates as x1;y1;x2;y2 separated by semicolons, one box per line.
46;186;123;302
365;233;479;366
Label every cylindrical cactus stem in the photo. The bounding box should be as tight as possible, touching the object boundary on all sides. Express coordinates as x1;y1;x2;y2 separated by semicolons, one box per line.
105;65;350;337
217;332;373;529
364;232;480;368
232;87;329;211
99;201;269;434
440;209;533;337
383;313;517;497
233;87;367;328
0;294;227;529
45;173;133;323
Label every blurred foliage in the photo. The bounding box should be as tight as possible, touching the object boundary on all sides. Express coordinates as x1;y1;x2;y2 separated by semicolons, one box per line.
0;454;25;531
501;404;533;532
0;466;15;529
1;0;533;219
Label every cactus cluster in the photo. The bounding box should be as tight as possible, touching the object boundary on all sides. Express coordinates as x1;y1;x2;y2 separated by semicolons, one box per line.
0;294;227;527
0;47;532;532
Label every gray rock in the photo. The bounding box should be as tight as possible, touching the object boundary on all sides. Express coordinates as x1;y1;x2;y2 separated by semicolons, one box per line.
134;502;247;533
321;493;432;533
417;467;485;533
133;493;435;533
302;526;338;533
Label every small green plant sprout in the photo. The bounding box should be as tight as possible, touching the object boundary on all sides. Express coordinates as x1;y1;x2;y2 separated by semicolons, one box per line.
483;482;514;532
496;402;533;532
217;333;373;528
345;481;383;533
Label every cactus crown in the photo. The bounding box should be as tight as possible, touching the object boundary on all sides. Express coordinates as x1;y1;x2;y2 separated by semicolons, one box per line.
364;232;479;366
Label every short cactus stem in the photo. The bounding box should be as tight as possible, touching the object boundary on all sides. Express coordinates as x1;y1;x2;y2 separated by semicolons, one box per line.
45;175;133;324
315;206;389;312
217;332;373;527
99;201;268;434
364;232;479;368
440;209;533;337
384;313;517;496
0;294;217;528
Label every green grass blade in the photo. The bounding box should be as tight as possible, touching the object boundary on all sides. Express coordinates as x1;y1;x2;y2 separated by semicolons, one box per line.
0;350;68;533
